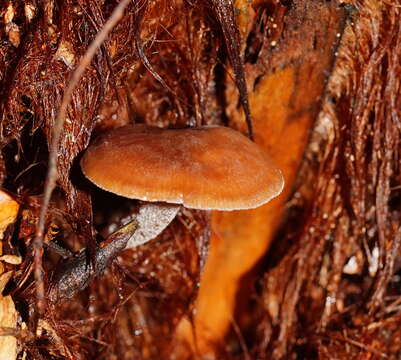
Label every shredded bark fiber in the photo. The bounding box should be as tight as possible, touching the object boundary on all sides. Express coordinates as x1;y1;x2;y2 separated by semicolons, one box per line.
0;0;243;358
251;0;401;358
0;0;400;359
183;0;346;355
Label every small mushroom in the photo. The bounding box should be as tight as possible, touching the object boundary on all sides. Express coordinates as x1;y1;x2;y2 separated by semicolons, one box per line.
80;124;284;248
48;124;284;300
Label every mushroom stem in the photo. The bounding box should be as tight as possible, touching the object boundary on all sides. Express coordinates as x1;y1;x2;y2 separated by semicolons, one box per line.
125;202;181;249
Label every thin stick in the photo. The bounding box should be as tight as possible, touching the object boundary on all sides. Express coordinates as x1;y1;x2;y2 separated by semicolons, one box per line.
33;0;132;318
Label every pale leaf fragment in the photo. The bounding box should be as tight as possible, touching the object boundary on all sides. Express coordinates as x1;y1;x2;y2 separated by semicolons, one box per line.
0;272;17;360
55;40;76;68
4;3;15;24
0;255;21;265
0;191;19;242
24;3;36;22
6;23;20;47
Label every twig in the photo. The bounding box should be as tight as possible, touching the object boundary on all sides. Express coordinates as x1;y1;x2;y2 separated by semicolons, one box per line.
48;220;137;301
209;0;254;140
33;0;133;319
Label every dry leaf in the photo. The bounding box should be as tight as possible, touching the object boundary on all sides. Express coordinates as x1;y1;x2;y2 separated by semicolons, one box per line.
0;271;17;360
0;191;19;241
55;40;75;68
0;271;13;292
0;256;21;265
4;3;15;24
24;3;36;22
6;23;20;47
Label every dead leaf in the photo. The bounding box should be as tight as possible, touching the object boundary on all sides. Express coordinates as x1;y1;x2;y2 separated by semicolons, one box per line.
0;256;21;265
6;23;20;47
0;271;17;360
0;191;19;241
24;4;36;22
4;3;15;24
55;40;76;68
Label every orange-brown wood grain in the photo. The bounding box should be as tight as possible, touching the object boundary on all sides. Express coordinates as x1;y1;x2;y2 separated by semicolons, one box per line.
177;0;346;355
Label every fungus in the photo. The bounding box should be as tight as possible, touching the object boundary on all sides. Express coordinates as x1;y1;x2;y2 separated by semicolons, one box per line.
49;124;284;300
80;124;284;248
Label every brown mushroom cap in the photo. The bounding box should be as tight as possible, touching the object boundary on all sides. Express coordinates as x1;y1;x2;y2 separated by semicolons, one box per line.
80;124;284;210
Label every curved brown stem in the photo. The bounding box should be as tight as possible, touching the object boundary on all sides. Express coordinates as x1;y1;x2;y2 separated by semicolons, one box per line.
48;220;137;301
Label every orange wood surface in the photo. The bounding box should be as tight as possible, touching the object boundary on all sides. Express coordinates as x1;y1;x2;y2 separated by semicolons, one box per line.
176;0;345;354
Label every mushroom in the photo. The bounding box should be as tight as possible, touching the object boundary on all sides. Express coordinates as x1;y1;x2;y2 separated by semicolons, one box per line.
49;124;284;300
80;124;284;248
